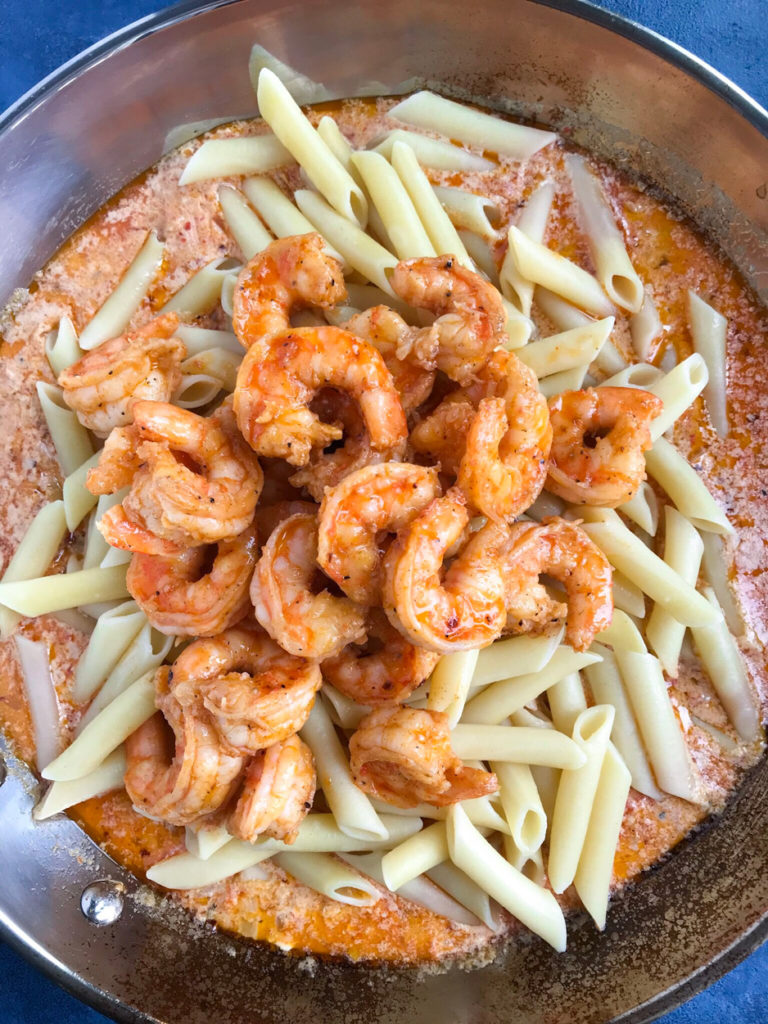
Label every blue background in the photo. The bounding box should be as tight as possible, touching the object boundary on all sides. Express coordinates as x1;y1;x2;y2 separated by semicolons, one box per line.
0;1;766;1021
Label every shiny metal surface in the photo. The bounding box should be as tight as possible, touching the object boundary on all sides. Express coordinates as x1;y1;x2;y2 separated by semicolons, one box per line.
0;1;766;1022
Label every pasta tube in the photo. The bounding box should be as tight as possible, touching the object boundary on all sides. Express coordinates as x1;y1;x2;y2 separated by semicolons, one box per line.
470;629;563;690
688;291;728;436
516;318;614;378
373;128;494;171
161;256;240;315
36;383;94;475
274;852;381;906
73;600;146;702
644;437;732;535
0;500;68;639
34;747;126;821
44;315;82;376
179;134;292;184
218;184;274;259
507;227;614;317
0;564;129;618
500;182;555;315
427;649;478;727
450;724;586;769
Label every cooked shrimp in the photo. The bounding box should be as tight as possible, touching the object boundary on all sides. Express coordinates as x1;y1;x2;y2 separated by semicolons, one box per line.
233;325;407;466
251;513;367;659
289;389;406;502
232;233;346;347
500;516;613;651
349;706;498;808
458;396;549;522
343;306;435;413
390;257;507;384
381;488;507;652
317;462;441;604
127;525;257;636
86;425;143;495
255;500;318;543
96;401;263;551
546;387;662;506
124;667;244;826
322;609;440;706
171;627;322;754
409;394;475;475
229;734;316;844
59;313;185;436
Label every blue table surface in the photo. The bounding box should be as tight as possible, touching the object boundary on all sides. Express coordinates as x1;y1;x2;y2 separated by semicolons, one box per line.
1;1;766;1021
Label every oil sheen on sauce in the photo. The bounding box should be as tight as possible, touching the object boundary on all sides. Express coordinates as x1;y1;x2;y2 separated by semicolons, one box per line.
0;96;766;965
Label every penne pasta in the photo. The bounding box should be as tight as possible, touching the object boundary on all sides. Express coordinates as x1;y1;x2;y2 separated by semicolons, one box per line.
79;230;165;350
645;507;704;677
185;822;232;860
516;318;614;378
0;500;68;639
369;796;509;834
579;510;721;626
148;845;274;889
427;649;478;727
470;630;564;690
500;296;535;350
433;185;501;237
0;564;129;618
45;315;82;376
218;184;274;260
644;437;732;535
619;480;659;536
591;338;627;377
73;600;146;702
381;821;449;891
255;814;420;854
300;696;387;841
84;492;125;570
42;669;157;782
691;588;762;743
700;531;744;636
388;91;557;161
525;490;566;522
566;153;643;313
534;287;592;331
537;365;589;399
389;141;473;268
179;134;292;185
546;671;587;735
446;804;566;951
257;69;367;226
161;256;240;315
616;650;700;802
500;182;555;316
647;354;708;441
688;291;728;436
573;743;632;929
584;647;662;800
630;290;663;361
241;176;345;267
174;325;242;357
425;861;503;931
611;570;646;620
373;128;494;172
351;151;436;259
322;684;370;730
80;622;173;726
295;188;397;295
463;646;602;725
62;451;101;530
451;724;586;769
34;747;126;821
16;635;61;770
547;705;615;893
36;382;94;475
274;852;381;907
600;361;665;389
458;230;499;285
179;348;241;392
492;761;547;857
507;227;614;317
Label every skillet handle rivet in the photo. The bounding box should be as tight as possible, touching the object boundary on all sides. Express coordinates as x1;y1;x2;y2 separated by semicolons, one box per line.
80;879;125;925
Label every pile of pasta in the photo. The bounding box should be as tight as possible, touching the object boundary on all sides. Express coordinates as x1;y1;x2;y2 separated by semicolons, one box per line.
1;59;763;956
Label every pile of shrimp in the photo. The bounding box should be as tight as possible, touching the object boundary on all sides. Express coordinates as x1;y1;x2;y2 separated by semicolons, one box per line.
64;233;658;837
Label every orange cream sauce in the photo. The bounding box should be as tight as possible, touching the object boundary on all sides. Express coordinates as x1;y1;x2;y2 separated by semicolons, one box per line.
0;96;766;965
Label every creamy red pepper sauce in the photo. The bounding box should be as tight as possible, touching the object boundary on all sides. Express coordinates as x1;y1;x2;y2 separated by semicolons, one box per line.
0;96;765;965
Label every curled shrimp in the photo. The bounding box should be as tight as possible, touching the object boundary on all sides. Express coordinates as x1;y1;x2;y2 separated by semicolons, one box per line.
289;389;406;502
390;256;507;384
322;609;440;706
124;667;244;825
349;706;498;808
94;401;263;551
316;462;441;605
343;306;435;413
229;734;316;845
251;513;367;659
382;488;507;653
409;394;476;475
233;326;408;466
255;500;318;543
500;516;613;651
171;627;322;754
58;313;185;436
232;233;346;347
546;387;662;506
126;525;257;636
